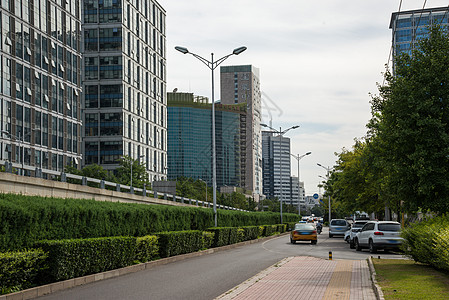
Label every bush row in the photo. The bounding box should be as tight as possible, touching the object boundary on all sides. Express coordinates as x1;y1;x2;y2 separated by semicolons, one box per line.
1;223;293;294
401;215;449;271
0;193;299;251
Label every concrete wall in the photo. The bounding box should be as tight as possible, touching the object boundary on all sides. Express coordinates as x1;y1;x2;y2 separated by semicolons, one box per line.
0;172;193;207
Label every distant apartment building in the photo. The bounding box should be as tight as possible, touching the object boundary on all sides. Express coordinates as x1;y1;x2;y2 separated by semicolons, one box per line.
167;92;245;188
289;176;305;208
82;0;167;182
0;0;83;174
220;65;262;198
262;130;292;202
390;7;449;66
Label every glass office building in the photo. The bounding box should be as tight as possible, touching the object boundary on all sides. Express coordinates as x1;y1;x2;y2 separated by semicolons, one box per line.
82;0;167;182
390;7;449;61
167;92;243;188
0;0;83;174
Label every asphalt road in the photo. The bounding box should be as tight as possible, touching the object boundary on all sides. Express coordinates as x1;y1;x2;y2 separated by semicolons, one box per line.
35;227;402;300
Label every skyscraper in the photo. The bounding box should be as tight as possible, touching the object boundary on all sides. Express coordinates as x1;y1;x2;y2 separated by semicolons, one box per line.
0;0;82;174
220;65;262;198
390;7;449;65
167;92;244;188
82;0;167;182
262;131;292;202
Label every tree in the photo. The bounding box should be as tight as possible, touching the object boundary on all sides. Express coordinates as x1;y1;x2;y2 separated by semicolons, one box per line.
115;155;150;189
369;25;449;214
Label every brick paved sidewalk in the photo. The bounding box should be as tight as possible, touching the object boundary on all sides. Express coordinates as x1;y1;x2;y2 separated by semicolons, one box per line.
216;256;377;300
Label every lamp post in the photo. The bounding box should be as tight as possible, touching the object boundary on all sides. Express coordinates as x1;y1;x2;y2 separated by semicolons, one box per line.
130;154;145;192
261;123;299;224
288;151;311;217
175;45;247;227
317;163;333;223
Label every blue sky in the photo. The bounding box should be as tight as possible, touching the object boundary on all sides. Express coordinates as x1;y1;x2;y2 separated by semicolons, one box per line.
161;0;449;195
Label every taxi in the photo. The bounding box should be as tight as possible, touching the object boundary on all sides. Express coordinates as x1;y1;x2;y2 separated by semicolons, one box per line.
290;223;317;244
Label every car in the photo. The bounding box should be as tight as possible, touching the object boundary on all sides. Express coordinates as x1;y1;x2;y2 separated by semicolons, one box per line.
354;221;403;253
348;220;370;249
329;219;351;238
344;230;351;243
290;223;317;244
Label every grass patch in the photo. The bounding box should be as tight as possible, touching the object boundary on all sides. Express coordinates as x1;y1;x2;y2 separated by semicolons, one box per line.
372;258;449;300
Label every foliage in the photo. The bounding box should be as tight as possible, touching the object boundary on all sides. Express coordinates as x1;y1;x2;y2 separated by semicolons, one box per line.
0;193;298;251
202;231;214;249
401;215;449;271
135;235;159;263
35;236;136;282
0;249;47;295
368;26;449;214
115;155;150;189
155;231;204;258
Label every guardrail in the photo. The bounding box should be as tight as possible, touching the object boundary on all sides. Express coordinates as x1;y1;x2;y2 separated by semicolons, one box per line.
0;160;248;212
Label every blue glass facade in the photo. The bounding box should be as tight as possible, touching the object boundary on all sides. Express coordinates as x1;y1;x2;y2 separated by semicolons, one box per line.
167;97;242;188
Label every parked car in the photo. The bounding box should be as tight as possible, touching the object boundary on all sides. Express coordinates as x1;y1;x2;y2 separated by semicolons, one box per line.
329;219;351;238
354;221;403;253
290;223;317;244
348;220;370;249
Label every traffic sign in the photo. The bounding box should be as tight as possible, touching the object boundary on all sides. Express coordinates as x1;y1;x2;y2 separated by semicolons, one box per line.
313;193;319;199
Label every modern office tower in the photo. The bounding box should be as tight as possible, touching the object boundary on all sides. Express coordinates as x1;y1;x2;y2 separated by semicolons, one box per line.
0;0;82;175
82;0;167;182
289;176;305;208
220;65;262;199
262;131;291;202
167;92;244;188
390;7;449;65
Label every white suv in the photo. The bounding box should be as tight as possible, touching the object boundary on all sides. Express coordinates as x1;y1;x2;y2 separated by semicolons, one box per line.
354;221;403;253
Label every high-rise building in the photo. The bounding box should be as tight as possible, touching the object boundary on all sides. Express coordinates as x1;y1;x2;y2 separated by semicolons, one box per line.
82;0;167;182
220;65;262;198
167;92;244;188
390;7;449;66
262;131;291;202
0;0;82;174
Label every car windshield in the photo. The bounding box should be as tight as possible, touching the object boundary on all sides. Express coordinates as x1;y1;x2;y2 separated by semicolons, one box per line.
295;224;315;230
331;220;347;226
353;223;367;228
378;223;401;232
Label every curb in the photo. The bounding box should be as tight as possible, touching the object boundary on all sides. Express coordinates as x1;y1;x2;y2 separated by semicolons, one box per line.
0;233;289;300
367;256;385;300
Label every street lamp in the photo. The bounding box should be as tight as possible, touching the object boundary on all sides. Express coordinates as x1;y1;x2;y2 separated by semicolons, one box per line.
261;123;300;224
287;151;311;217
317;163;333;223
130;154;145;193
175;45;247;227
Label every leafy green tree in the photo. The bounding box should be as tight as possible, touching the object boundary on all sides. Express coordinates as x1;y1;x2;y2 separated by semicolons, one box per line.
115;155;150;189
369;25;449;214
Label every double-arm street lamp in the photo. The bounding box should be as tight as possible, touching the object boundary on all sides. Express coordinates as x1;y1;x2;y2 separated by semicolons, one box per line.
317;163;333;223
261;123;299;224
287;151;311;216
175;45;247;227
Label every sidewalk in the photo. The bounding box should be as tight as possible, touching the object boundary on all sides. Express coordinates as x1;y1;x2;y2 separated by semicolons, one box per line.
216;256;378;300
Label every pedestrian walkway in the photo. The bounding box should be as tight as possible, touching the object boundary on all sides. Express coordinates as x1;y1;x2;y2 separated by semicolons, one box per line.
215;256;377;300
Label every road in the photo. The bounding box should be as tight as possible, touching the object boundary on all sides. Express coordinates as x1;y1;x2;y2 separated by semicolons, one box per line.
36;227;402;300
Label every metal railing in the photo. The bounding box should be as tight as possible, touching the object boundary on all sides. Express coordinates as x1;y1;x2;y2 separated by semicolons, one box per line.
1;160;248;212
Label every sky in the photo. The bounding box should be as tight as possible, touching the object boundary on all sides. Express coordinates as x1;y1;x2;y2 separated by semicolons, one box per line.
160;0;448;196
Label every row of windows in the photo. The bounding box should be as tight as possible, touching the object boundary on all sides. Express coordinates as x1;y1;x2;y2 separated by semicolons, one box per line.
84;55;123;80
395;12;448;29
84;0;122;24
85;84;122;108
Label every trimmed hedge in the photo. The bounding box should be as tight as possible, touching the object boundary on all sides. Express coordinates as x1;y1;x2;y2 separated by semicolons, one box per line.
241;226;260;241
35;236;136;282
202;231;214;249
0;193;299;251
263;225;278;236
155;231;204;258
0;249;47;295
401;215;449;271
135;235;159;263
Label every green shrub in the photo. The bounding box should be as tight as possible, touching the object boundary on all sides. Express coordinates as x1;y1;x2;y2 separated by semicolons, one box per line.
228;227;241;245
237;228;245;243
241;226;260;241
207;227;232;247
155;231;203;258
0;193;298;251
35;236;136;282
0;249;47;295
202;231;214;249
286;222;296;231
135;235;159;263
262;225;278;236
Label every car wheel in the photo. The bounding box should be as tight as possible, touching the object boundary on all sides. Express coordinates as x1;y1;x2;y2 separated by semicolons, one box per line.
290;238;296;244
349;240;355;249
345;236;350;243
369;240;377;254
355;239;362;251
311;240;317;245
329;234;333;238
